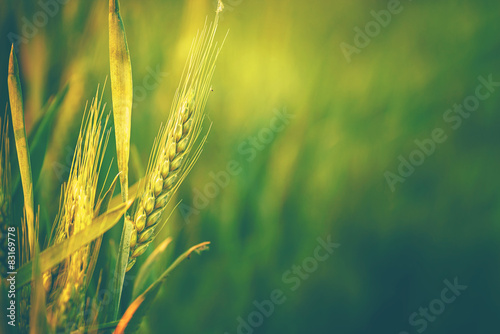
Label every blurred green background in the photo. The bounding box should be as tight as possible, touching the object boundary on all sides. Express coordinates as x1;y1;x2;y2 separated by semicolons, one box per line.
1;0;500;333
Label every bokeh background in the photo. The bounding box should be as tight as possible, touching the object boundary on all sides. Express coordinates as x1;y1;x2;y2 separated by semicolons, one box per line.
1;0;500;333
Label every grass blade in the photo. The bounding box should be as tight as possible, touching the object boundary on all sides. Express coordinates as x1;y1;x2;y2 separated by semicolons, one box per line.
132;237;172;299
109;1;134;316
113;294;144;334
109;0;133;202
8;45;34;256
29;243;49;334
116;241;210;333
16;200;133;288
11;83;69;196
109;217;134;321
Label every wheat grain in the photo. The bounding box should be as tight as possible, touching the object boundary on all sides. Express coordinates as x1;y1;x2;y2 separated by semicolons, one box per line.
126;4;225;271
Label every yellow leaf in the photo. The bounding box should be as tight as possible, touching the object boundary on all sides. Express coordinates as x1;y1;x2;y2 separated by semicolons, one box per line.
8;45;34;257
109;0;133;202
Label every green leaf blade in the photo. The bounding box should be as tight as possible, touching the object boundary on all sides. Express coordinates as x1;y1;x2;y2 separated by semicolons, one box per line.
16;200;133;288
8;45;35;256
109;0;133;202
118;241;211;332
132;237;172;299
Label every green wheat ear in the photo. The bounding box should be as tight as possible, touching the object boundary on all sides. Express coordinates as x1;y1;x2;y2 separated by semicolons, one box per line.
126;1;226;271
46;86;111;331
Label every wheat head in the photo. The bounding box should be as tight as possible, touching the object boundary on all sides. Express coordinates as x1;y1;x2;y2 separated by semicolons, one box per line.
47;87;110;331
126;4;225;271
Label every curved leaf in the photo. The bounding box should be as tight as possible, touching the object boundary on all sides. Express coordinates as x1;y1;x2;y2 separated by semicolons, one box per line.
16;200;133;288
115;242;211;333
132;237;172;299
109;217;134;321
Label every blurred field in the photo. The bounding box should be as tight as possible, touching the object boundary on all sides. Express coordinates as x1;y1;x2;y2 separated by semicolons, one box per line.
1;0;500;333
